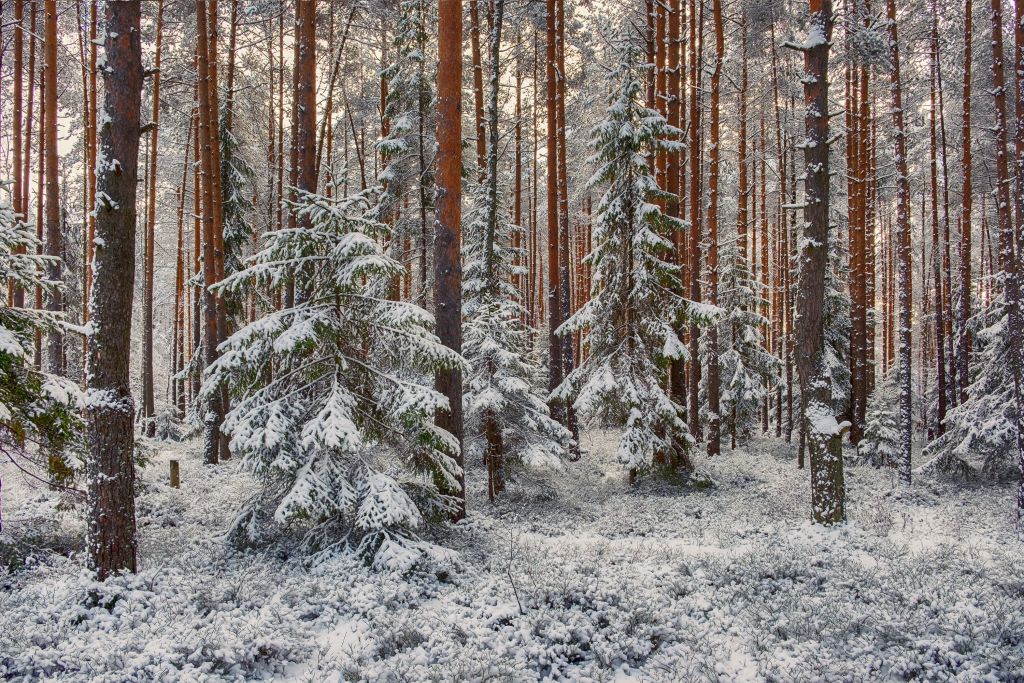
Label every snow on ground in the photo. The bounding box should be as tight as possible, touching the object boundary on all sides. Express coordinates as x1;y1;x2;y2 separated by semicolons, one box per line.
2;431;1023;682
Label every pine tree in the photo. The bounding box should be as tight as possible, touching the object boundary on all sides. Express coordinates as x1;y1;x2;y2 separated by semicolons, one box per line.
0;181;79;502
201;186;463;570
554;32;711;482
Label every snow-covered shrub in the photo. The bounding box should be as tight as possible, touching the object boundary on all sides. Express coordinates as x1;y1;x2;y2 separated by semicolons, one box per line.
554;30;715;479
201;185;463;570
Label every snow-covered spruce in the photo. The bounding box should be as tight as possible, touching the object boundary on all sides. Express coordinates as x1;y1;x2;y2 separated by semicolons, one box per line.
859;370;901;468
0;181;81;492
925;291;1021;476
718;236;780;447
219;108;256;325
376;0;436;304
553;33;714;480
200;186;463;570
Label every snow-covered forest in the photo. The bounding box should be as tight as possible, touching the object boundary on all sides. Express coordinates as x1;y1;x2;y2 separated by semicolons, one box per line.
1;0;1023;679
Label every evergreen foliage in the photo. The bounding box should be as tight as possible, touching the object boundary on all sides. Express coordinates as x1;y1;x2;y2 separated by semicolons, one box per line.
553;33;714;478
463;180;572;492
0;182;81;490
200;185;463;570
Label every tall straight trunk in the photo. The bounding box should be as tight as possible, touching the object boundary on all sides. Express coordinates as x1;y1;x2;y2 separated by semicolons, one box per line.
705;0;723;456
12;0;24;308
667;0;684;412
84;0;96;313
484;0;507;501
887;0;913;484
928;24;947;436
990;0;1013;268
545;0;562;418
795;0;845;523
224;0;238;133
555;0;578;446
294;0;317;300
87;0;143;580
470;0;486;175
956;0;973;404
191;108;202;403
196;0;222;464
733;11;748;449
686;0;702;437
514;58;524;304
43;0;61;376
435;0;466;522
172;119;192;418
1010;0;1024;515
22;2;36;222
142;0;165;438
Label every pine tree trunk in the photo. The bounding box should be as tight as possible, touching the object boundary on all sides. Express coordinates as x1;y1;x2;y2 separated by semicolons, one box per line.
887;0;914;484
1010;0;1024;515
11;0;24;309
43;0;62;378
796;0;846;524
686;0;702;438
555;0;579;448
470;0;486;176
142;0;164;439
705;0;723;457
928;13;947;436
545;0;562;419
956;0;973;405
196;0;222;464
435;0;466;522
294;0;317;302
87;0;143;580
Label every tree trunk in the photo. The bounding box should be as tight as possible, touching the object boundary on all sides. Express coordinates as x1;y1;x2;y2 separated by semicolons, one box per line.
435;0;465;522
796;0;846;524
294;0;317;301
705;0;723;456
196;0;222;464
142;0;164;438
545;0;562;420
928;9;947;436
956;0;973;405
469;0;486;176
686;0;702;438
887;0;914;484
11;0;24;308
43;0;62;377
1010;0;1024;515
87;0;143;580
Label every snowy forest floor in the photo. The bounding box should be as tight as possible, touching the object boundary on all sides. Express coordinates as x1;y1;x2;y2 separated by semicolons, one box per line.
2;430;1024;682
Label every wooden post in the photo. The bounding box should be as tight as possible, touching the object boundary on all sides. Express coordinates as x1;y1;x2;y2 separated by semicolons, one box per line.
169;460;180;488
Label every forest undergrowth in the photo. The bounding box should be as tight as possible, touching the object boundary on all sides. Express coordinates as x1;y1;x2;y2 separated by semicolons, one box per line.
2;430;1022;682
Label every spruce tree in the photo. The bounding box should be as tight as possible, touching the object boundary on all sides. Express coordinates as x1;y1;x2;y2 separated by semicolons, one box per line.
377;0;436;304
201;186;463;569
860;370;901;468
0;181;80;499
554;32;712;482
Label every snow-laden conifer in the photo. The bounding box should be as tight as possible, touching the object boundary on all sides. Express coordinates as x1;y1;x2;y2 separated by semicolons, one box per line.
859;370;901;468
926;293;1021;475
0;181;80;492
718;238;779;447
554;32;714;480
376;0;435;304
200;185;463;570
